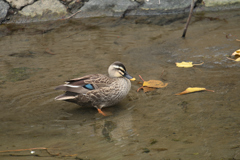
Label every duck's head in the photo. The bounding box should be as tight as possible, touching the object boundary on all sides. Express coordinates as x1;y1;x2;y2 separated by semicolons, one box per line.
108;61;133;79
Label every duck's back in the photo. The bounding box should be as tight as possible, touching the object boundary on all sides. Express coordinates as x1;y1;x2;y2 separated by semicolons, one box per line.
55;74;131;108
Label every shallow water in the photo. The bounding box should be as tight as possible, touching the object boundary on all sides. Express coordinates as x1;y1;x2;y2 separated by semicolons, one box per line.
0;10;240;160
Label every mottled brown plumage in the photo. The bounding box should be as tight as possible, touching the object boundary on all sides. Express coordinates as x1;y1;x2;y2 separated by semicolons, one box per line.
55;61;133;116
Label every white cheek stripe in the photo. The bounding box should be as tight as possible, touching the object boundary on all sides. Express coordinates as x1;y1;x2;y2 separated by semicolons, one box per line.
64;84;80;88
113;65;124;71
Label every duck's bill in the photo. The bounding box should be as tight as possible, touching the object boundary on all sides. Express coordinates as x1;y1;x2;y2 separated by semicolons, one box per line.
124;72;133;79
130;77;136;81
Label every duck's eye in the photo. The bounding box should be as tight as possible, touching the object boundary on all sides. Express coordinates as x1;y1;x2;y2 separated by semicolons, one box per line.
118;69;125;76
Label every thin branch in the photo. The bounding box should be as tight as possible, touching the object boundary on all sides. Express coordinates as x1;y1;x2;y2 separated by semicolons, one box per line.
160;69;165;78
0;147;59;156
62;10;81;20
0;147;47;153
138;75;145;81
182;0;195;38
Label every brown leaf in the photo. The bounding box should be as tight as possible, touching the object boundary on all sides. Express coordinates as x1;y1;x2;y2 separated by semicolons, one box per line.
143;86;156;93
137;75;168;93
143;80;168;88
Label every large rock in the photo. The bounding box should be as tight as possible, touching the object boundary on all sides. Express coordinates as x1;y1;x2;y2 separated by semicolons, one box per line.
19;0;67;18
75;0;192;18
141;0;191;11
0;0;9;22
205;0;240;6
76;0;138;18
3;0;240;23
6;0;34;9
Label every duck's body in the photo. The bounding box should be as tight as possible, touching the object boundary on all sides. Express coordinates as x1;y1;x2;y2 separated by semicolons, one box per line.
55;61;132;115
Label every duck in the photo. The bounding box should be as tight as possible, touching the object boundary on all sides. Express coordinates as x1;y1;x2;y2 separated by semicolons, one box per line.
55;61;133;116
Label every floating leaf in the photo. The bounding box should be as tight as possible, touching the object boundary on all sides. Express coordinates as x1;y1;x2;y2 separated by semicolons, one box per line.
143;80;168;88
176;61;204;68
137;75;168;93
175;87;214;95
176;61;193;68
231;49;240;56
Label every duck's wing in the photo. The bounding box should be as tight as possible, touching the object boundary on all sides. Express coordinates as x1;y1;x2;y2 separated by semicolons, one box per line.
55;74;112;95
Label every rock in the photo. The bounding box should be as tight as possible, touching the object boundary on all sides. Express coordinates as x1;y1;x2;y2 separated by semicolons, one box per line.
76;0;138;18
0;0;9;22
6;0;34;9
141;0;191;11
19;0;67;18
205;0;240;7
67;0;89;13
3;0;240;23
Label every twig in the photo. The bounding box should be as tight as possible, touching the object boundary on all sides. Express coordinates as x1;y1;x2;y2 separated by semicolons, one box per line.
0;147;47;153
160;69;165;78
137;75;145;92
45;48;55;55
182;0;195;38
138;75;145;81
206;89;215;92
137;86;143;92
62;10;81;20
0;147;60;157
193;62;204;65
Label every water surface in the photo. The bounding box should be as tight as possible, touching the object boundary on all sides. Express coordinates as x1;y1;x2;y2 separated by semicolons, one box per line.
0;10;240;160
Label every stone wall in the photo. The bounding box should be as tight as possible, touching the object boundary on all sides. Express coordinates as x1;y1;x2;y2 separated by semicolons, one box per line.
1;0;240;23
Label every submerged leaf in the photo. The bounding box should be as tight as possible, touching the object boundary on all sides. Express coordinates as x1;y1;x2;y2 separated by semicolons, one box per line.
175;87;214;95
142;86;156;93
176;61;204;68
142;148;150;153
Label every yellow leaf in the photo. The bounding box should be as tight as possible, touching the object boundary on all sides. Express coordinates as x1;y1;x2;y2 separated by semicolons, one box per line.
232;49;240;56
175;87;214;95
176;61;193;68
143;80;168;88
176;61;204;68
137;75;168;93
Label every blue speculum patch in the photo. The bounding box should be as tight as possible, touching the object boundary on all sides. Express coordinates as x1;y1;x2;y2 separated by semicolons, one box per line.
84;84;94;90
